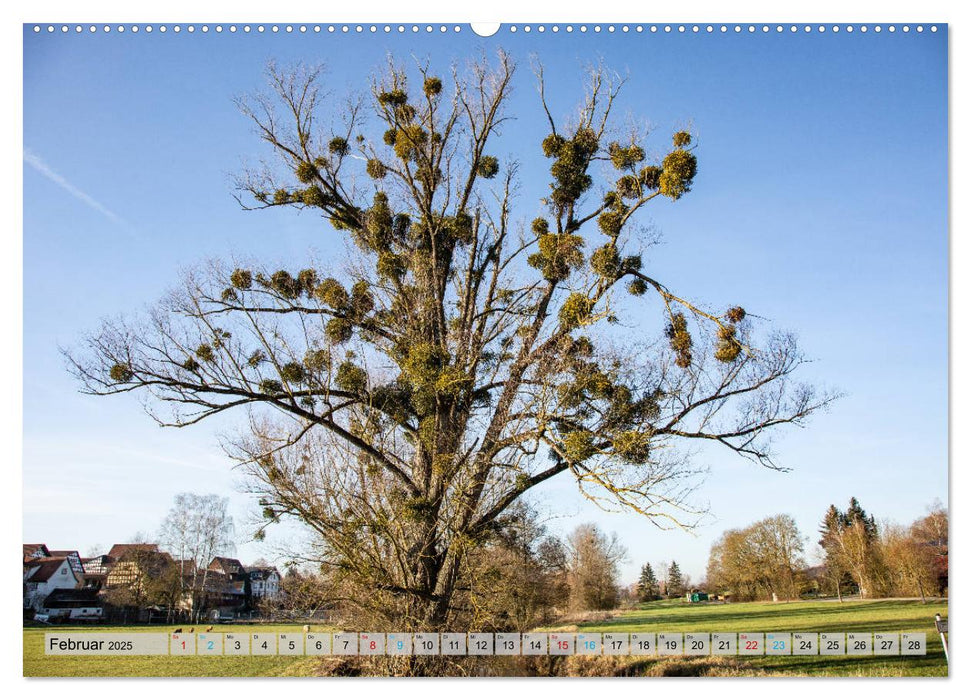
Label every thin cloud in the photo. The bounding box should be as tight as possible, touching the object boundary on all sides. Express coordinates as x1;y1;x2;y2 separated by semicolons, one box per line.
24;148;128;227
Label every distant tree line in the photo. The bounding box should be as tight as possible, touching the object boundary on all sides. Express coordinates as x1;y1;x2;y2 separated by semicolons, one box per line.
817;498;947;602
700;498;947;603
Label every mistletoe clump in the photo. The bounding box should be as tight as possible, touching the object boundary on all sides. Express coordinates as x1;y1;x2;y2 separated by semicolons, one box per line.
376;251;406;281
445;211;474;245
665;312;693;368
297;269;318;292
541;133;566;157
303;348;331;372
639;165;663;191
590;243;622;280
608;142;646;170
423;76;443;96
109;363;133;383
612;430;651;464
392;123;428;161
280;362;307;384
366;158;388;179
597;192;629;237
350;281;374;318
246;350;266;368
616;174;641;199
627;278;648;296
659;133;698;200
300;186;330;208
528;230;585;281
714;324;743;363
258;379;283;394
315;278;350;310
264;270;302;299
562;429;597;462
335;361;367;394
726;306;746;323
547;127;599;208
328;136;349;156
673;130;693;148
295;160;318;184
476;155;500;179
558;293;594;330
230;268;252;290
326;318;353;345
195;343;216;363
377;88;408;106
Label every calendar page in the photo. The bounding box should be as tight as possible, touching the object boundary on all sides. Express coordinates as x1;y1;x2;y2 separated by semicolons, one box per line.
20;10;949;682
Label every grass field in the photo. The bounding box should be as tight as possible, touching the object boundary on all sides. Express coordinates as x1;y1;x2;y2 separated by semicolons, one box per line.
23;598;948;677
575;598;948;677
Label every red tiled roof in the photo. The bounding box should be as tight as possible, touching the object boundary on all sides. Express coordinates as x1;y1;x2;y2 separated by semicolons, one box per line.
26;558;71;583
209;556;244;574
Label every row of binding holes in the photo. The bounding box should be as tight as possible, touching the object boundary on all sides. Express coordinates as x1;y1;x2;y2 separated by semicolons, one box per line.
33;24;939;34
509;25;935;33
32;25;465;34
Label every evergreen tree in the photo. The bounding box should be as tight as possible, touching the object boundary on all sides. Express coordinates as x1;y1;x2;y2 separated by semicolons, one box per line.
667;561;685;598
846;496;878;540
637;563;660;601
818;498;879;600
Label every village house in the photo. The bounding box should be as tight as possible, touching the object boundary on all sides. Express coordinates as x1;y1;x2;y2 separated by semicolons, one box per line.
208;557;280;604
80;554;113;590
245;566;281;600
25;541;283;623
48;550;84;577
204;557;248;615
23;544;83;612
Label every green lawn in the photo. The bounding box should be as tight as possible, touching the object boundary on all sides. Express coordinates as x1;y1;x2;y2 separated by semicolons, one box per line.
24;599;948;677
575;598;948;677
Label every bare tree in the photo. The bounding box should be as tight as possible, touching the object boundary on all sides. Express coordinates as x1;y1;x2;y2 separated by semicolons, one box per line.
707;514;806;601
565;523;627;611
158;492;236;622
69;53;835;631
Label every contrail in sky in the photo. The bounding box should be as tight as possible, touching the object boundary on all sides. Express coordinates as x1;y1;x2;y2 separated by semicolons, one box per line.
23;148;128;227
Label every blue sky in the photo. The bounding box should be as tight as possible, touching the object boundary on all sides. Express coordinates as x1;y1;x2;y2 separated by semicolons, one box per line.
23;26;947;583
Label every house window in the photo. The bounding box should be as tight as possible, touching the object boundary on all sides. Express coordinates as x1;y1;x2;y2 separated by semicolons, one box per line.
61;568;67;575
